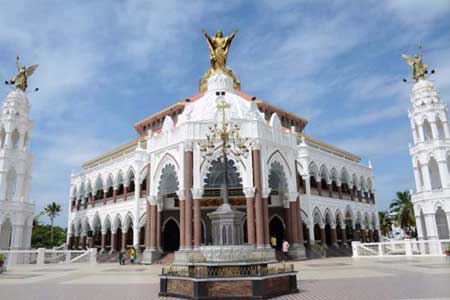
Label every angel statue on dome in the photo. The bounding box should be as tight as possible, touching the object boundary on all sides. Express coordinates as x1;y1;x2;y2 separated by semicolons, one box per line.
200;29;240;92
5;56;38;92
402;44;429;82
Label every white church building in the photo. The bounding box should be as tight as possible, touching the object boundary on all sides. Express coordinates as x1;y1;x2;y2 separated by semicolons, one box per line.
67;33;379;262
0;88;34;250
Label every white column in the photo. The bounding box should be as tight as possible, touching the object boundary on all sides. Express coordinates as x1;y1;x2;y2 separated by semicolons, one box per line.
11;225;24;250
308;223;315;244
421;163;432;191
133;181;141;249
413;167;422;193
437;160;450;189
415;216;424;240
412;125;419;144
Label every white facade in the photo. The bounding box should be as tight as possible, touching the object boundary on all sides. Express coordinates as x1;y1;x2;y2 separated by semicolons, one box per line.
409;79;450;240
0;89;34;250
67;72;379;255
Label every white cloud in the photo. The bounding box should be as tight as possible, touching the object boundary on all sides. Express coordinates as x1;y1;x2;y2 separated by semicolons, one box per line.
383;0;450;27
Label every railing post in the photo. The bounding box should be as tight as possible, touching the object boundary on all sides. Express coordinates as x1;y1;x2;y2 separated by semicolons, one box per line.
378;243;383;256
37;248;46;265
65;251;71;264
351;241;360;257
89;248;97;265
405;239;412;256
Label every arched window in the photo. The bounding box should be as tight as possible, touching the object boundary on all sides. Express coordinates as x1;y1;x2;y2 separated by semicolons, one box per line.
159;164;179;197
435;207;449;239
11;129;20;149
6;168;17;201
94;177;104;200
116;173;124;196
204;158;243;196
428;157;442;190
127;171;135;193
0;127;5;148
436;118;445;139
268;161;288;204
423;120;433;141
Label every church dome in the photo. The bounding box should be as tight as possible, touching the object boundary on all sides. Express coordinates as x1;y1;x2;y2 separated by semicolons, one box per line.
411;79;441;108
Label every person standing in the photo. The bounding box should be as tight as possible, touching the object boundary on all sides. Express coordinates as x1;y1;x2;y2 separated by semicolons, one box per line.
282;239;289;261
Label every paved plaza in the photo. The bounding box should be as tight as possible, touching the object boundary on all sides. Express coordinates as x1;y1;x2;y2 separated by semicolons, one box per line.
1;257;449;300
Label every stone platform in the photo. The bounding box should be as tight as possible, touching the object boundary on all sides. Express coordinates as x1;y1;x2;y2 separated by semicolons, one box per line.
159;246;298;299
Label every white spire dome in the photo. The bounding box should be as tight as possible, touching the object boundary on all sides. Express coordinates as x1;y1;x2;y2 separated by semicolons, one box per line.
1;89;30;120
411;79;441;108
206;71;234;92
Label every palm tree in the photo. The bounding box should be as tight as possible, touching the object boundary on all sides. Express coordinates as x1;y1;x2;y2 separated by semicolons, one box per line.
378;211;393;237
390;191;415;236
43;202;62;247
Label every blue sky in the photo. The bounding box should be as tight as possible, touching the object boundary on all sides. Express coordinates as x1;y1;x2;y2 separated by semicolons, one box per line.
0;1;449;227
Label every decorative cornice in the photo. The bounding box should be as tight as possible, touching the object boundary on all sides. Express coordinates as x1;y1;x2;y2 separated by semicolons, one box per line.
191;188;204;199
262;188;272;198
243;187;256;198
176;190;185;201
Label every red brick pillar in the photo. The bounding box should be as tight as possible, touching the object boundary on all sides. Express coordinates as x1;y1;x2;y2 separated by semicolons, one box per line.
177;190;185;249
337;185;342;199
81;235;87;250
252;148;265;247
101;233;106;252
244;187;256;245
320;226;326;246
328;183;332;197
330;226;338;247
113;188;117;203
121;231;127;251
103;189;107;205
156;209;161;250
184;147;193;249
341;227;348;247
317;179;322;196
124;186;128;201
262;194;270;245
361;229;367;242
285;206;292;243
149;204;157;249
350;186;354;201
145;201;151;249
89;236;94;248
289;200;300;244
192;189;203;248
111;232;117;252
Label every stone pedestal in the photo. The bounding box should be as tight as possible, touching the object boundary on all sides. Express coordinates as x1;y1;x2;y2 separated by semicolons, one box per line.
287;243;306;260
142;248;161;264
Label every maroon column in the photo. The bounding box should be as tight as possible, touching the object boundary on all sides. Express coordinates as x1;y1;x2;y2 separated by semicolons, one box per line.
81;236;87;250
193;196;201;248
121;231;127;251
113;189;117;203
149;204;157;249
145;201;151;249
263;197;270;245
101;233;106;252
341;227;348;246
88;236;94;248
290;200;300;244
368;229;373;242
337;185;342;199
184;148;193;249
156;210;161;250
320;227;326;246
350;187;355;201
244;188;256;245
284;206;292;243
252;149;265;247
328;183;332;197
361;229;367;242
330;227;337;247
124;186;128;201
111;232;117;252
103;190;107;205
178;192;186;248
317;180;322;196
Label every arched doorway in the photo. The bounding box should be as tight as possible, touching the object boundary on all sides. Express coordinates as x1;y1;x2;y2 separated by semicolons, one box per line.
116;228;123;251
325;224;332;246
269;216;285;250
302;222;309;244
313;224;321;242
435;207;449;239
162;219;180;252
0;218;12;249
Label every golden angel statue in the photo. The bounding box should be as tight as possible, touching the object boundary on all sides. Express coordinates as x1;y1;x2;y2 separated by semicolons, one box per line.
401;53;428;81
6;57;38;91
200;29;240;92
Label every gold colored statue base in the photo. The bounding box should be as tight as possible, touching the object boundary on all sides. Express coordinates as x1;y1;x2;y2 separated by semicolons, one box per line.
199;67;241;92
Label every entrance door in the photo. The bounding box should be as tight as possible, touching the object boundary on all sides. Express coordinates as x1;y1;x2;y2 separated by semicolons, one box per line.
269;216;285;250
162;219;180;252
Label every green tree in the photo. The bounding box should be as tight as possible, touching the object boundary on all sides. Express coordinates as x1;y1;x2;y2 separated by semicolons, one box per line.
378;211;393;237
390;191;416;236
43;202;62;247
31;224;66;249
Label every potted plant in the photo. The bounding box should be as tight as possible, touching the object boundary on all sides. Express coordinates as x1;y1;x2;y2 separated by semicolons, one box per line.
0;254;5;269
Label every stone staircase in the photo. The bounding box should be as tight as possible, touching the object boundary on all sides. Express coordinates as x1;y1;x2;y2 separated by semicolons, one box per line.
97;251;119;263
158;252;175;265
325;246;352;257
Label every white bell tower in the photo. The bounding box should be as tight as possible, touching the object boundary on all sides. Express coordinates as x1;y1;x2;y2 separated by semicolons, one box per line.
407;54;450;240
0;87;34;250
